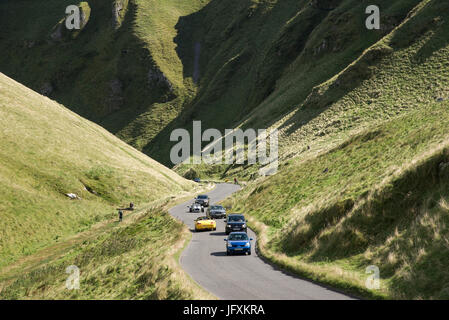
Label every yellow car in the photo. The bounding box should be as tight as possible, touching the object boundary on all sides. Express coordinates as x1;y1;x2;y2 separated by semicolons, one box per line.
194;216;217;232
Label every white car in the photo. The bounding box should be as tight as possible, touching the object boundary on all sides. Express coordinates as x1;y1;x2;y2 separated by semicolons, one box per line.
188;203;204;213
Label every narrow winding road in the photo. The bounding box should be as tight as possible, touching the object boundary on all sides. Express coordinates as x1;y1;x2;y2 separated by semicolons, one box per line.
169;183;353;300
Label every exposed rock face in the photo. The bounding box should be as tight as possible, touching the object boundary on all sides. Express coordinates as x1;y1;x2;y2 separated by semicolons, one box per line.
148;68;174;93
112;0;127;29
79;6;90;29
23;40;36;49
439;162;449;177
112;3;123;28
314;39;328;55
50;23;63;42
106;78;124;111
40;82;53;96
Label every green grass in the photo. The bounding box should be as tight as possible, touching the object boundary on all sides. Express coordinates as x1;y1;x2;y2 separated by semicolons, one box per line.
0;0;442;170
217;0;449;299
223;100;449;299
1;0;449;300
0;72;193;269
0;201;212;299
152;0;427;165
0;0;429;167
0;0;208;164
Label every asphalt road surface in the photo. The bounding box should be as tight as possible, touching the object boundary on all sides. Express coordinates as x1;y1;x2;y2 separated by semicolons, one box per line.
169;183;353;300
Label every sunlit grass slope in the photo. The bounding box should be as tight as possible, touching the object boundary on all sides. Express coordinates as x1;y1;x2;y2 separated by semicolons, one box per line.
0;72;193;268
0;201;212;300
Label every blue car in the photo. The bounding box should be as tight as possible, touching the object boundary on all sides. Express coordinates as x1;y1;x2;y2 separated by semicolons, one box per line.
224;232;253;255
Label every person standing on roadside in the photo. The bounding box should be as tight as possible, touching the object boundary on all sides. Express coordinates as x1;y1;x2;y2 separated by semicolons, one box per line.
118;210;123;222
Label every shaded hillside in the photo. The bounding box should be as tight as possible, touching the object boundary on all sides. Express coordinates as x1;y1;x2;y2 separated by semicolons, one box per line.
0;0;208;159
0;0;437;168
147;0;429;165
176;0;449;181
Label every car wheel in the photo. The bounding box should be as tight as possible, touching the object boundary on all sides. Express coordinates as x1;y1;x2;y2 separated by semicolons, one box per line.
213;227;216;231
226;251;231;256
248;250;251;255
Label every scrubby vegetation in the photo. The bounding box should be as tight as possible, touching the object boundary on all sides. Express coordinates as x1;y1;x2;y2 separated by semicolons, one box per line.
0;202;212;299
224;100;449;299
218;0;449;299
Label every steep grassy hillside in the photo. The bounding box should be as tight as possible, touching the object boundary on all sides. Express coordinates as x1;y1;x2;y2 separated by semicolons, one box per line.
0;72;194;268
0;0;208;158
1;0;439;169
148;0;432;165
217;0;449;299
175;0;448;178
224;99;449;298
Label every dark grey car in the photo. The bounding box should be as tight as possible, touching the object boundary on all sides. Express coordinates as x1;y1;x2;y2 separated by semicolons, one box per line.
225;214;247;235
195;194;210;207
207;205;226;219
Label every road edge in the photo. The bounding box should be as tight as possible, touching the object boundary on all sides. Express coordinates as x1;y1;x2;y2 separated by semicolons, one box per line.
246;215;385;300
167;182;219;300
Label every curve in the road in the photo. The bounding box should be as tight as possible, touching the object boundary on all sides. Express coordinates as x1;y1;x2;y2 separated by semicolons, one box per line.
169;183;353;300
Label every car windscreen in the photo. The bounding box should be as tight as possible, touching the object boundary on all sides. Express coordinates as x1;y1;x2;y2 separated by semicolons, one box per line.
197;216;208;220
197;195;208;199
228;234;248;241
228;215;245;222
211;205;223;210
